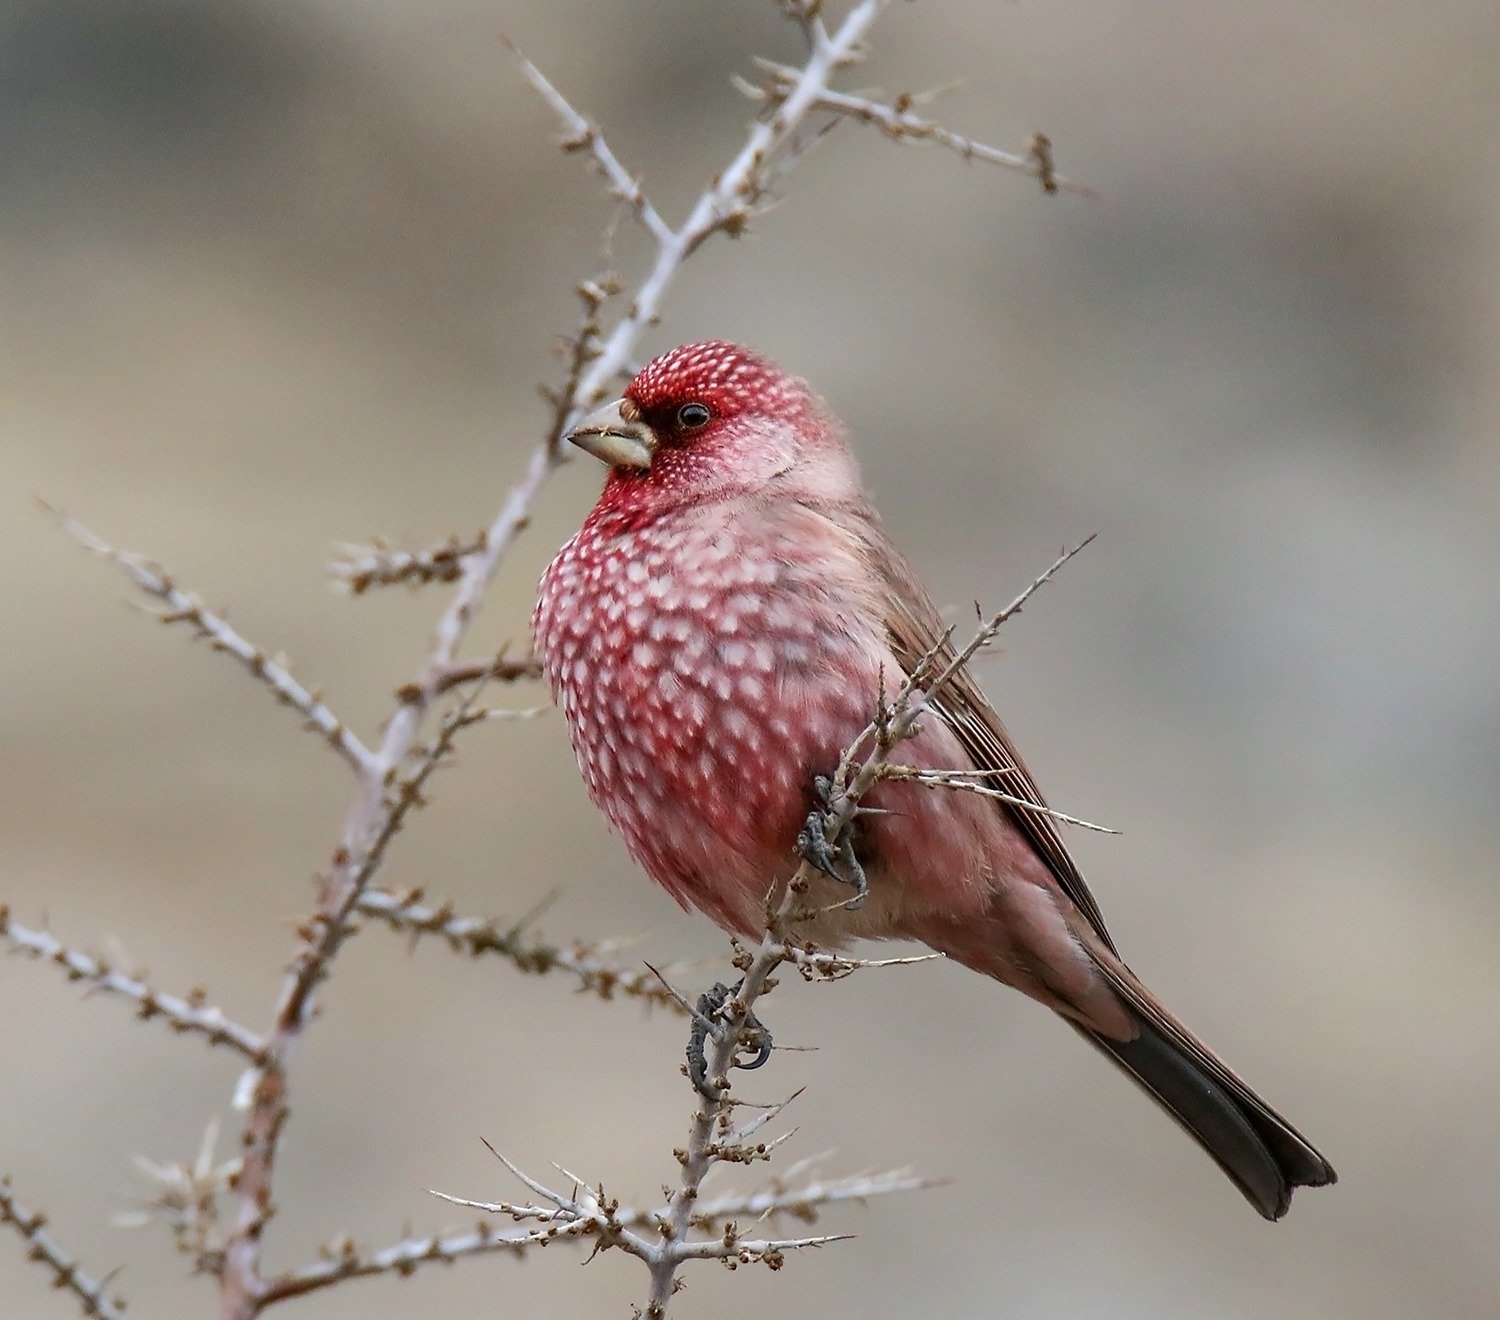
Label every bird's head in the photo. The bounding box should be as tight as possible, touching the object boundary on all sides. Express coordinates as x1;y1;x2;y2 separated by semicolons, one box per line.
566;341;858;515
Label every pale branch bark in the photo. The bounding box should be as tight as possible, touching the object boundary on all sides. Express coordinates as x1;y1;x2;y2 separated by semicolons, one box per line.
221;690;489;1317
431;1146;870;1298
257;1220;592;1305
514;0;910;443
829;537;1098;813
690;1168;941;1228
355;876;936;1002
504;38;674;246
263;1168;933;1304
781;942;942;981
429;653;543;695
0;908;269;1065
353;886;695;1013
41;503;376;779
0;1178;127;1320
118;1122;241;1275
743;61;1094;195
878;765;1119;833
643;897;820;1312
330;533;488;594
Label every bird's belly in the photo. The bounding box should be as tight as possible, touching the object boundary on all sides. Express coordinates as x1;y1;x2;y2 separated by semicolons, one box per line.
535;516;1005;938
565;621;879;932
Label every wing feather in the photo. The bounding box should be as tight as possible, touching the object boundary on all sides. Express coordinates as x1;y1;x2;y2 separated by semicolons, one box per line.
846;502;1119;953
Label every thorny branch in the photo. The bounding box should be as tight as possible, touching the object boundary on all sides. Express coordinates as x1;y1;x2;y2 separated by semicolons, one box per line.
0;908;269;1066
354;886;696;1013
14;0;1086;1314
221;687;491;1317
42;503;376;779
330;533;488;594
742;60;1093;195
430;651;544;695
827;537;1098;825
258;1168;933;1304
503;37;674;247
430;1144;903;1308
117;1122;242;1277
0;1177;126;1320
234;2;1048;1307
877;764;1118;833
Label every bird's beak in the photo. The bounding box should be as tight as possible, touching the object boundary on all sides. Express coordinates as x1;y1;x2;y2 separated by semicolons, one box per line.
566;399;657;470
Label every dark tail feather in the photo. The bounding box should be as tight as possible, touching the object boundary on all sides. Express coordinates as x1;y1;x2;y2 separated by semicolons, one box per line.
1077;1013;1335;1219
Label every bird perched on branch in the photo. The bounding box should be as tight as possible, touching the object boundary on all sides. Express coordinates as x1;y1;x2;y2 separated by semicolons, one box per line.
534;339;1335;1219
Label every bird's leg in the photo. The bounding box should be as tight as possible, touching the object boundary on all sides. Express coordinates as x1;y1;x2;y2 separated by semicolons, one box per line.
685;979;774;1101
795;773;869;910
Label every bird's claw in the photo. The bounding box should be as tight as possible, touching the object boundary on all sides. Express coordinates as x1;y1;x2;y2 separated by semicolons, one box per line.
686;979;774;1101
795;777;869;910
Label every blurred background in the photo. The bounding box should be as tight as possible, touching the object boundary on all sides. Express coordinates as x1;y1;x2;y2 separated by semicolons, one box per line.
3;1;1498;1316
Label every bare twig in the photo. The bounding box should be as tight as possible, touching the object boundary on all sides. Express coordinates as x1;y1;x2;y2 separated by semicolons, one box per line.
782;942;943;981
0;908;269;1065
691;1168;942;1230
830;538;1097;810
258;1219;592;1304
116;1122;241;1275
430;652;543;695
743;62;1094;196
505;38;674;246
878;764;1119;833
221;689;491;1316
264;1166;940;1303
643;906;815;1310
42;503;377;779
354;886;695;1013
428;1146;907;1306
0;1177;127;1320
330;533;488;594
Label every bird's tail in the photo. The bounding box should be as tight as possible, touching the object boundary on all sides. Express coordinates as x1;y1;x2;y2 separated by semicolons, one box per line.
1076;947;1336;1220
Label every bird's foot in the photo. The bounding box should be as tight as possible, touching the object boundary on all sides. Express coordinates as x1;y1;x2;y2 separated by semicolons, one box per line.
686;979;774;1101
795;774;869;910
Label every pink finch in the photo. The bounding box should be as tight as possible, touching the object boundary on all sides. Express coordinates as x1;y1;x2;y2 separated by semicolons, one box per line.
534;340;1335;1219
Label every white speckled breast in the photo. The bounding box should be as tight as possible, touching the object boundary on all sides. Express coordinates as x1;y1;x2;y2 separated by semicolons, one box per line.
534;498;880;927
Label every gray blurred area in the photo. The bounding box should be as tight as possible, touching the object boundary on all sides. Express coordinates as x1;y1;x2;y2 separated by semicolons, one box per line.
3;1;1498;1316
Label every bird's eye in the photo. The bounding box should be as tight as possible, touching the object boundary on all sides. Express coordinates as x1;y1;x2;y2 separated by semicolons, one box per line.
676;402;711;429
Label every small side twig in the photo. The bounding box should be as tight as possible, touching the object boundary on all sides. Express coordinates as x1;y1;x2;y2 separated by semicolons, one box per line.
221;687;492;1316
504;37;674;246
878;765;1119;833
828;537;1097;812
742;61;1094;196
0;1177;127;1320
354;886;696;1014
330;534;488;594
257;1218;593;1304
430;652;543;696
428;1145;902;1306
0;907;269;1066
42;503;376;779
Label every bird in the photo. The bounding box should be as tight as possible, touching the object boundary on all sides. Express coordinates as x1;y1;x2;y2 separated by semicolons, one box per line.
533;339;1336;1220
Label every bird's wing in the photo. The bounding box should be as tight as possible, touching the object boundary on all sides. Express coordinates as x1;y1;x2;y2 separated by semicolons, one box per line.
853;506;1119;954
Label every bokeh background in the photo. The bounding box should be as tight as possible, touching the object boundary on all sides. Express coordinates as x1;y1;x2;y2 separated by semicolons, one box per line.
4;2;1498;1316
